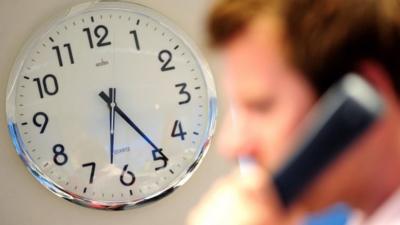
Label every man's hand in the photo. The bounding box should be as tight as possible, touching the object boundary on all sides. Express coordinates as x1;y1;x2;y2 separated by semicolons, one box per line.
187;167;304;225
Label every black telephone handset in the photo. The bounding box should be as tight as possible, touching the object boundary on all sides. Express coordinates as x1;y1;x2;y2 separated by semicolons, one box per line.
272;73;384;207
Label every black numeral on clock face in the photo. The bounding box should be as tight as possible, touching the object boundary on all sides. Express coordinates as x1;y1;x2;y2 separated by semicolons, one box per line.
152;149;168;171
175;83;191;105
33;112;48;134
129;30;140;50
120;164;135;186
53;144;68;166
83;25;112;48
33;74;59;99
158;50;175;72
82;162;96;184
52;43;74;67
171;120;187;141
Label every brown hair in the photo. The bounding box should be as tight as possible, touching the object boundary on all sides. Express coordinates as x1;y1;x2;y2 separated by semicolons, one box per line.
208;0;274;46
208;0;400;95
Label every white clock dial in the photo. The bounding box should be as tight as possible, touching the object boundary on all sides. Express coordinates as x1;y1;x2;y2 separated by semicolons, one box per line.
6;1;217;210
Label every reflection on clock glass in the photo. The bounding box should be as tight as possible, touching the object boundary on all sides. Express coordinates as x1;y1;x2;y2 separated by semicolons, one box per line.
7;2;216;209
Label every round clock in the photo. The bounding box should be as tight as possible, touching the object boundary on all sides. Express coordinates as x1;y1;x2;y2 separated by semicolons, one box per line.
6;1;217;210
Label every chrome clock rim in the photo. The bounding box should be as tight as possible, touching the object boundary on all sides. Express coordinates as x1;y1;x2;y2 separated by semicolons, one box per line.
6;0;217;210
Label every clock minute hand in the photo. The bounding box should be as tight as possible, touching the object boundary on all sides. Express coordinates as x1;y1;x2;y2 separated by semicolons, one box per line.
99;91;160;151
109;88;116;164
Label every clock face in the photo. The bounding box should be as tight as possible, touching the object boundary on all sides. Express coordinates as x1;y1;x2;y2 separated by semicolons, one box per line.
6;1;217;210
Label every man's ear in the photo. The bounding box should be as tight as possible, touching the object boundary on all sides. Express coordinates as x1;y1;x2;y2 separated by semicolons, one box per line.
357;60;399;104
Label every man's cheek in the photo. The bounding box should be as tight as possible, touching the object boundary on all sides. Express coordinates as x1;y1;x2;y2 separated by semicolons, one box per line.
261;123;298;171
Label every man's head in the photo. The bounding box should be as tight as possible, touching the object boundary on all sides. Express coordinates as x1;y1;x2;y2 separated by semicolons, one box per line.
209;0;400;213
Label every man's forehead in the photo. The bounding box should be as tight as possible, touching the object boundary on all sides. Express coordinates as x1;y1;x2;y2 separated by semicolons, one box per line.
222;15;288;99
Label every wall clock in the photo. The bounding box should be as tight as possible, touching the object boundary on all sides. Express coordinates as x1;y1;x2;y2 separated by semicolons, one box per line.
6;1;217;210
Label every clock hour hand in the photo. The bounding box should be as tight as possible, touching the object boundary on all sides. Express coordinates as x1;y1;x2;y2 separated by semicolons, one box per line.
99;91;168;169
109;88;116;164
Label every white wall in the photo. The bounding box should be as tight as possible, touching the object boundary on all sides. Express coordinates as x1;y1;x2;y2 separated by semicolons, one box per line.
0;1;232;225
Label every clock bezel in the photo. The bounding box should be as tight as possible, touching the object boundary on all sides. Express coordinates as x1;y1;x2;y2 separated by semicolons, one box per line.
6;1;217;210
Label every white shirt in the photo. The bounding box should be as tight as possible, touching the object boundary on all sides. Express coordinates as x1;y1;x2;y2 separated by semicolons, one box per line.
348;189;400;225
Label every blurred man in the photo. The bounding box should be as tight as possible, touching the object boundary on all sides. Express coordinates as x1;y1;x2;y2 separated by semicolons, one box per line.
188;0;400;224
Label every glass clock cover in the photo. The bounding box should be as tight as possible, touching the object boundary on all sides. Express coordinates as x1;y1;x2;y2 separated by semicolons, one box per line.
6;1;217;210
